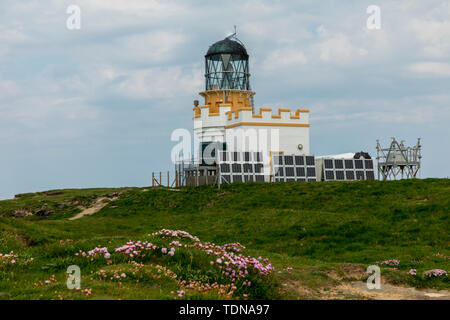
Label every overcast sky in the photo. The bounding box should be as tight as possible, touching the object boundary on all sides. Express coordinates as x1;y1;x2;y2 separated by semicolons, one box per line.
0;0;449;199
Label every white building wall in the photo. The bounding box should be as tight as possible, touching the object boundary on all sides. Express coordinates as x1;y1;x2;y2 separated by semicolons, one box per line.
193;106;310;161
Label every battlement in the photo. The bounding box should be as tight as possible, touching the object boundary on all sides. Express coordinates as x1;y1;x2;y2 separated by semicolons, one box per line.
194;106;309;127
225;107;309;124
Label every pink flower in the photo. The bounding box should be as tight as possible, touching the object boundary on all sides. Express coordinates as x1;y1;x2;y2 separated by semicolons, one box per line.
121;273;126;278
11;260;16;264
161;248;167;254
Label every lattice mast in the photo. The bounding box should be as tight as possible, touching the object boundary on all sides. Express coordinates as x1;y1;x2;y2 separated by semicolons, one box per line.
376;138;422;181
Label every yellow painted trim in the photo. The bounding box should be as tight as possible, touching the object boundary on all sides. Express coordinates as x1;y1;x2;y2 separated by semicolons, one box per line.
272;108;291;119
252;108;272;118
225;122;310;129
290;108;310;119
193;106;201;118
229;107;253;120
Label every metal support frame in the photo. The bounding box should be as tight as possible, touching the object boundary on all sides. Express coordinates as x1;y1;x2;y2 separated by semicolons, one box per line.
376;138;422;181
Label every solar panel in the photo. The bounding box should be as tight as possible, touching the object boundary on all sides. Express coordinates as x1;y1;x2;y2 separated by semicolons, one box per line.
355;159;364;169
296;167;305;177
356;171;365;180
275;167;284;176
285;156;294;165
345;171;355;180
217;151;266;185
255;175;265;182
322;158;376;181
345;160;353;169
271;154;316;182
295;156;304;166
255;163;264;173
325;171;334;180
365;159;374;169
335;160;344;169
243;163;252;173
232;163;242;173
286;167;295;177
307;167;316;177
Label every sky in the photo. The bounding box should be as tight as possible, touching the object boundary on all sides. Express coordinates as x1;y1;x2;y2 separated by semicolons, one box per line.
0;0;449;199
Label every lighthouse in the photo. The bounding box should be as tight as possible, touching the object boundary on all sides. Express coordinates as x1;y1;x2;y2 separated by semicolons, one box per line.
192;33;310;176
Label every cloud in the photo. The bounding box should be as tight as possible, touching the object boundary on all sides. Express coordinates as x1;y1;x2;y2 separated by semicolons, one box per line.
409;19;450;58
408;62;450;76
114;66;203;100
0;79;20;99
314;27;368;63
118;31;188;63
263;48;307;71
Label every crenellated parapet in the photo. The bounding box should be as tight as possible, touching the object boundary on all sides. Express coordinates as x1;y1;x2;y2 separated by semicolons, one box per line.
224;107;309;128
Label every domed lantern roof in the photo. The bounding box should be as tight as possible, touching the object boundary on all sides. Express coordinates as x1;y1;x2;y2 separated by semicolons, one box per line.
204;35;251;91
206;38;248;58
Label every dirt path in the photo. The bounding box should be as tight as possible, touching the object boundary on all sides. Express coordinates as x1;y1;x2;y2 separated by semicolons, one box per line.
327;281;450;300
68;196;118;221
285;264;450;300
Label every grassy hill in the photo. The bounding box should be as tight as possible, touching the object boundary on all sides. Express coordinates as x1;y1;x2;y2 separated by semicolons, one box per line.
0;179;449;300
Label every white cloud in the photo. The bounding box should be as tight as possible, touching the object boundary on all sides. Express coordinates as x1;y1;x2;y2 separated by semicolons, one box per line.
410;19;450;58
0;79;20;99
120;31;187;63
408;62;450;76
263;48;307;71
115;66;203;99
315;32;368;63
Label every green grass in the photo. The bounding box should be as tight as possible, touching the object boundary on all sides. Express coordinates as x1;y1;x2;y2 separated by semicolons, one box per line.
0;179;449;300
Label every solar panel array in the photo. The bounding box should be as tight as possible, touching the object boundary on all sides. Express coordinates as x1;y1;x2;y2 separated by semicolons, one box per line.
217;151;266;184
322;158;375;181
271;154;317;182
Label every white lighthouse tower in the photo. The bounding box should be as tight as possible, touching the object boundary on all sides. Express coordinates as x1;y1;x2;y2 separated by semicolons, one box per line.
193;34;310;167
